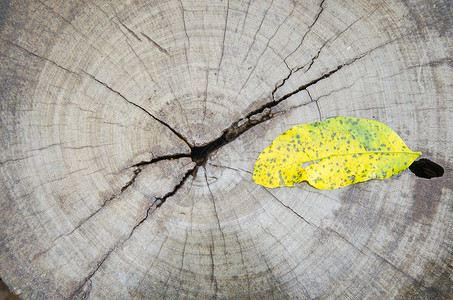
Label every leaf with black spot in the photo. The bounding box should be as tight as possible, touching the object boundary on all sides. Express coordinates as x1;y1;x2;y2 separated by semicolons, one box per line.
253;117;421;189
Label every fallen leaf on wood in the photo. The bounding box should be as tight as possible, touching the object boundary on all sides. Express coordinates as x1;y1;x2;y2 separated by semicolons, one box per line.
253;117;421;189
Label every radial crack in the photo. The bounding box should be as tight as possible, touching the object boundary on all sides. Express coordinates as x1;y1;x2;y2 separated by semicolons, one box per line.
32;168;142;262
126;164;198;241
35;0;83;39
217;0;230;75
274;49;373;104
264;188;315;227
0;155;36;166
307;90;323;121
208;163;253;175
209;244;219;296
179;0;190;47
204;171;227;260
235;0;294;103
326;227;419;282
72;168;141;232
188;106;274;166
185;55;358;166
279;5;380;93
131;153;191;168
82;71;192;147
274;0;325;97
202;68;209;122
68;164;196;299
310;77;361;103
119;21;142;42
141;32;170;56
135;234;169;297
69;246;116;299
240;0;273;66
124;39;161;88
283;0;325;65
1;37;79;76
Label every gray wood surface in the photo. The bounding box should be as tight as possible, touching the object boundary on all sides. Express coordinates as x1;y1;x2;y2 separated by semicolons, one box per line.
0;0;451;299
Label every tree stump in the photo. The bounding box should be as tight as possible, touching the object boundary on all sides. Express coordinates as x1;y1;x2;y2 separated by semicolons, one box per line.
0;0;451;299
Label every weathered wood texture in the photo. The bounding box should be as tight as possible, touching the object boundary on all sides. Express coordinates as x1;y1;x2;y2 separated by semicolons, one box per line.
0;0;452;299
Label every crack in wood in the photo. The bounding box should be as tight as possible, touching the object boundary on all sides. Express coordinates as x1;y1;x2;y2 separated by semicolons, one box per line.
208;163;253;175
53;20;409;300
204;171;228;261
263;188;315;228
82;39;387;173
273;0;325;96
124;38;161;87
81;2;167;88
283;0;326;67
202;68;209;122
228;207;251;292
0;155;36;165
69;246;115;299
127;164;198;239
177;227;189;282
301;9;371;75
209;243;219;298
278;5;381;95
1;37;79;76
258;217;305;290
184;51;373;168
74;168;141;230
119;21;142;42
67;163;197;298
31;168;142;262
189;108;274;166
217;0;229;76
131;153;191;168
82;71;192;148
270;37;397;107
326;227;419;283
234;0;294;104
179;0;190;47
134;234;169;297
141;32;170;56
35;0;81;37
240;0;274;66
306;89;323;121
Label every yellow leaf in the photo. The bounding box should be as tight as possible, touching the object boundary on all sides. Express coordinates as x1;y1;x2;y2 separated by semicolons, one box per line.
253;117;421;190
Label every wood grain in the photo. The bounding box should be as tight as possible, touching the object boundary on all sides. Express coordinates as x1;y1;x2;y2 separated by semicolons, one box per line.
0;0;451;299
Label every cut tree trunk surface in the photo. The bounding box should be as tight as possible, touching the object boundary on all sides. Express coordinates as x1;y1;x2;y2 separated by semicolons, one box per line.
0;0;452;299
